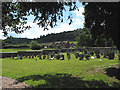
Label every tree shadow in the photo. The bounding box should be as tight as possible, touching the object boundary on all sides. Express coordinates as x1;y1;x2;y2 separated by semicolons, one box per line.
105;67;120;80
16;73;120;88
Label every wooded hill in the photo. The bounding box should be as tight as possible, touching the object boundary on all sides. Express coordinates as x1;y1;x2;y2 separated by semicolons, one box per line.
4;29;80;45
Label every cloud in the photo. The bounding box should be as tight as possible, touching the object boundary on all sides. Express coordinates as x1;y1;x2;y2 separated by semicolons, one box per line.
0;31;6;39
74;7;84;17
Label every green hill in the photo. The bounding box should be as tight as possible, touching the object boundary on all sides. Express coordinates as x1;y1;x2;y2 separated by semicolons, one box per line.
5;29;80;45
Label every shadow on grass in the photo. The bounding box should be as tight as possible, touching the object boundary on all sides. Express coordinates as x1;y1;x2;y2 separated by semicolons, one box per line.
105;67;120;80
16;73;120;88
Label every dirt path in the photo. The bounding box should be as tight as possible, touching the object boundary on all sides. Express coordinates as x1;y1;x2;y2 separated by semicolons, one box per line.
0;76;31;88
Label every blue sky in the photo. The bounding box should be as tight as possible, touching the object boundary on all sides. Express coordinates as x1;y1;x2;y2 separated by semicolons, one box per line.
0;2;84;39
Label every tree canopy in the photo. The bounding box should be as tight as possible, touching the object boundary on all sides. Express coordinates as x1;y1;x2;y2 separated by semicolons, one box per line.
2;2;120;50
2;2;78;35
83;2;120;49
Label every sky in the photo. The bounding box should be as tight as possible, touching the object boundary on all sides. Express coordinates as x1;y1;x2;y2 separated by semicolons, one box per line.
0;2;85;39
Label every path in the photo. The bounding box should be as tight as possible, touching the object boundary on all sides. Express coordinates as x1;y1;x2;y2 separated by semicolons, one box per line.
0;76;31;88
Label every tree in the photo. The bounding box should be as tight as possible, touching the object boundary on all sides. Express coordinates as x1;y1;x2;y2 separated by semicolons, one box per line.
76;28;115;47
76;28;92;47
2;2;78;35
83;2;120;50
2;2;120;50
30;41;40;50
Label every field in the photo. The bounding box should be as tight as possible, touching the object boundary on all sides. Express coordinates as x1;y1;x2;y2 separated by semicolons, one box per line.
1;53;120;88
0;48;55;52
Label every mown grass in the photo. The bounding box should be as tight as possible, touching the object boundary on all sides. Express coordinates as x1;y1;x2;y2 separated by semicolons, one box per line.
0;48;57;52
1;53;120;88
0;49;32;52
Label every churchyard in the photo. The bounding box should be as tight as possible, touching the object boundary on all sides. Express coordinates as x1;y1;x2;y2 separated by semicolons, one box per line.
1;48;120;88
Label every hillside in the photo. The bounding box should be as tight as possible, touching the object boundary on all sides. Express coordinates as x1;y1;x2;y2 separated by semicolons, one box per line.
4;29;81;45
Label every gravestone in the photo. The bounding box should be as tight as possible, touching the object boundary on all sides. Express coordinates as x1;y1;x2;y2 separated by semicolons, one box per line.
84;51;87;54
39;54;42;60
51;55;53;58
54;54;57;59
118;53;120;60
25;55;28;58
43;55;46;59
59;52;63;58
67;52;71;60
96;54;100;58
20;55;22;60
47;54;49;59
61;55;64;60
11;55;14;59
108;51;115;60
79;54;84;60
56;54;60;60
32;55;34;58
90;51;94;56
75;53;79;59
29;56;31;59
17;55;19;59
85;54;90;60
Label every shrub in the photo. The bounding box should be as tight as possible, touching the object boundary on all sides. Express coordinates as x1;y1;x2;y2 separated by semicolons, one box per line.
30;41;40;50
49;44;54;48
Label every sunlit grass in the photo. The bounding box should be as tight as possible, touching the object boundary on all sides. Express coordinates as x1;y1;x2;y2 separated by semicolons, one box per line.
1;53;120;88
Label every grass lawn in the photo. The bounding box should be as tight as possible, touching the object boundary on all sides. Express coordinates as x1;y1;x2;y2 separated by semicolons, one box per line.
1;53;120;88
0;48;56;52
0;49;32;52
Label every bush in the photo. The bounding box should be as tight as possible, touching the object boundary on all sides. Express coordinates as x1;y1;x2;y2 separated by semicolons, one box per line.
49;44;54;48
30;41;40;50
